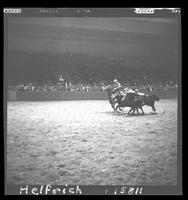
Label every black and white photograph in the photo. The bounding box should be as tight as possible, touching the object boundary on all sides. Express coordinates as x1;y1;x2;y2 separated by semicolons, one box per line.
4;8;182;195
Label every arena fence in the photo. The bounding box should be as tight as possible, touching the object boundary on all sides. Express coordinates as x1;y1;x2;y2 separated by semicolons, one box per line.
7;90;177;101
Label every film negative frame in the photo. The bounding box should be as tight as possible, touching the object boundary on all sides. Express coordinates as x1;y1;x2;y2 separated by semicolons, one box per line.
3;7;182;195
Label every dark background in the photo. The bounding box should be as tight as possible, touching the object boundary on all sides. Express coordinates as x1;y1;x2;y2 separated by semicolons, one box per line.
7;17;179;84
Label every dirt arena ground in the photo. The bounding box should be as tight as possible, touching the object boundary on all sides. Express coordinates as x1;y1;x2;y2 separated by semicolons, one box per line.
7;99;177;185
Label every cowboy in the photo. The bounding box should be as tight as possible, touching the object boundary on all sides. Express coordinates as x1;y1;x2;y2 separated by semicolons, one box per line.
113;79;122;94
111;79;123;103
58;75;64;86
122;87;138;101
134;89;140;100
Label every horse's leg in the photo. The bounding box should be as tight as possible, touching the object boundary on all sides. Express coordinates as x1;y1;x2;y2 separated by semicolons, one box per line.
151;103;156;112
111;100;117;111
114;104;118;111
119;107;123;111
111;103;115;110
110;100;114;109
114;102;120;111
119;104;123;111
110;101;116;110
116;103;122;111
116;105;120;111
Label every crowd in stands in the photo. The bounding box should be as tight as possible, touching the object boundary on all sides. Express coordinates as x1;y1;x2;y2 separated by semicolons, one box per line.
8;51;178;93
8;79;178;93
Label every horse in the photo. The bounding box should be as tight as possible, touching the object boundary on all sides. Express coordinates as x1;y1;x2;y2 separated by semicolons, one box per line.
102;85;118;111
103;85;144;114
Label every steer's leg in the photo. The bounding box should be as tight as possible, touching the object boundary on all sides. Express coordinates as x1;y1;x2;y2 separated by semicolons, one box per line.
136;107;139;115
140;106;145;115
128;108;133;115
132;108;136;115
